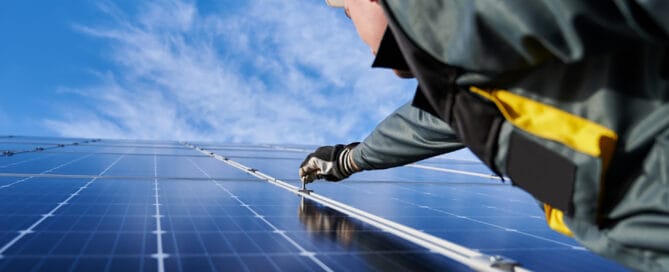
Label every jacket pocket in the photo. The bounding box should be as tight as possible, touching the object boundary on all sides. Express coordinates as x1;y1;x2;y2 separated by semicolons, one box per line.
467;87;618;232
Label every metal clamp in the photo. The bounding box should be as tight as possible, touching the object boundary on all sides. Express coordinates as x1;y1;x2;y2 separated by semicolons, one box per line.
472;255;520;271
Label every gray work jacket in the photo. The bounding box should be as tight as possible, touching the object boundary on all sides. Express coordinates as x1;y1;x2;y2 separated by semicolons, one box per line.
352;102;464;170
353;1;669;270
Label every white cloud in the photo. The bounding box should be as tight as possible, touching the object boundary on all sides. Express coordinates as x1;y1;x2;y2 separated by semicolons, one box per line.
46;0;415;144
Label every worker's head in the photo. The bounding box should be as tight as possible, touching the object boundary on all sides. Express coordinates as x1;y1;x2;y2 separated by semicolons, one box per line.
326;0;413;78
326;0;387;55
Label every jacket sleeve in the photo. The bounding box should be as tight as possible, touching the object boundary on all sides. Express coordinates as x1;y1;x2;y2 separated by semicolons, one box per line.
351;102;464;170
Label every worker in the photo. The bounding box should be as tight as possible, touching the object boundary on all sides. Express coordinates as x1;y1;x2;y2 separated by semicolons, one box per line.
299;0;669;271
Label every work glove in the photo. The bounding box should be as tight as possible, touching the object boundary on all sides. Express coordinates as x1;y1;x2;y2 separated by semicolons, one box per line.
299;142;360;183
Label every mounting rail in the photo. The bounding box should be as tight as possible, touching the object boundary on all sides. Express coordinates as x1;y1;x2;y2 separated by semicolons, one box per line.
184;143;529;272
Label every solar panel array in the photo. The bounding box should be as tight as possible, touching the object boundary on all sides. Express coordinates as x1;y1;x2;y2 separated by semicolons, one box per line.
0;136;629;271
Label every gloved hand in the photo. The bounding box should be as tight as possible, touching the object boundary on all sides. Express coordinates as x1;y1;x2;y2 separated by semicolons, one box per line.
299;143;360;183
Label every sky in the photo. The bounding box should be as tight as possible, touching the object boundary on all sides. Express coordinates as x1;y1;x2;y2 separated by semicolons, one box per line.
1;0;421;145
0;0;476;162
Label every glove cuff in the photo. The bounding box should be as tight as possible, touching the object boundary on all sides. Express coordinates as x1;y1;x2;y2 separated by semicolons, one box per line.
337;143;360;178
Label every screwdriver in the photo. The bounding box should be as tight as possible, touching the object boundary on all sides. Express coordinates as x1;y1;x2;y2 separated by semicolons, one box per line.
299;178;312;194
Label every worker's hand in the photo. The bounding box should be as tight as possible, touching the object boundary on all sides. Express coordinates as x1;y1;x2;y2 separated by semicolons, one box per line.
299;143;360;183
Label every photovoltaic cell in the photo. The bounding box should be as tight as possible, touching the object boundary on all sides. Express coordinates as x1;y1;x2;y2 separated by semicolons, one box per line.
0;136;630;271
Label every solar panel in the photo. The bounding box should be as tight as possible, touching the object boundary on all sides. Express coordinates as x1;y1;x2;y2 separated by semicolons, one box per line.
0;136;630;271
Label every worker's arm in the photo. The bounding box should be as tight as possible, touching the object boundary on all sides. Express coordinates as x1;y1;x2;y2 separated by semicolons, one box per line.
299;102;464;183
352;102;464;170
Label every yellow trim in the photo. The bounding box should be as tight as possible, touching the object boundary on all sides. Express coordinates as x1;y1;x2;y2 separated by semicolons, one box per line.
469;87;617;159
544;204;574;236
469;87;619;236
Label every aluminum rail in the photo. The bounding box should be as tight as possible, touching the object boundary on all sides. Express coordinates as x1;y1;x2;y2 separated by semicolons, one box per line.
184;143;530;272
1;139;101;157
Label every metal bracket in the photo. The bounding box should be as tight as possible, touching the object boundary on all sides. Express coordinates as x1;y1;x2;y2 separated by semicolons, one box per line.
472;255;520;271
298;182;312;194
298;189;313;194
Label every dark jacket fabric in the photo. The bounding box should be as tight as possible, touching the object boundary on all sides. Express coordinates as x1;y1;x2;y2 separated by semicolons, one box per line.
351;1;669;270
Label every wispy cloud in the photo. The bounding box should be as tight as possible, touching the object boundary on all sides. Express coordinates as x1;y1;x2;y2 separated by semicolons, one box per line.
46;0;415;144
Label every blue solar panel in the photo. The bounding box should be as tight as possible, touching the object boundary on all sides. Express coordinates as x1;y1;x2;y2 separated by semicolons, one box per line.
0;136;630;271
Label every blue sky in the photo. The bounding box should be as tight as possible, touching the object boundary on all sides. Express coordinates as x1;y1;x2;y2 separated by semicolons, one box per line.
1;0;422;145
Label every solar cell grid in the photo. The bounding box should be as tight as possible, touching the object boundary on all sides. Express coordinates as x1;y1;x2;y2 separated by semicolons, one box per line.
0;136;630;271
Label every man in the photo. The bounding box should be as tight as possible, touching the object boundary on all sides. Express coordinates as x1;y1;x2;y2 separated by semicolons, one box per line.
299;0;669;271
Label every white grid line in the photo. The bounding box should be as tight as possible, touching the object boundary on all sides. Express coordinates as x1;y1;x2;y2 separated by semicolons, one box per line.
0;154;52;169
0;154;94;189
407;163;501;180
151;154;168;272
0;155;124;259
391;197;579;249
187;158;334;272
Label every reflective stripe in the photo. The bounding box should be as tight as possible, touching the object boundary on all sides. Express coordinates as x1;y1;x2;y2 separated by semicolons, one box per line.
544;203;574;237
469;87;619;236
